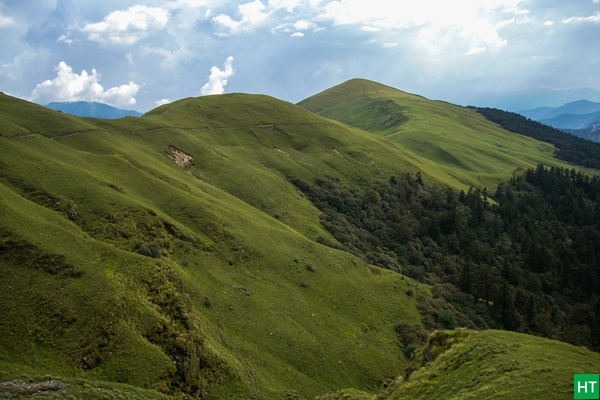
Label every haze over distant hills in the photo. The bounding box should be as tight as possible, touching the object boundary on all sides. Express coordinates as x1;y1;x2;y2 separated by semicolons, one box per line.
45;101;143;119
518;99;600;142
461;87;600;112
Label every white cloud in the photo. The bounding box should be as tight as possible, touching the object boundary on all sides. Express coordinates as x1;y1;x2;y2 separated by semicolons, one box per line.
31;61;140;107
544;20;555;26
82;5;170;45
318;0;521;52
0;14;15;28
268;0;301;11
212;13;242;30
167;0;210;9
57;35;75;45
155;98;172;106
200;56;234;95
166;0;213;29
291;32;304;37
213;0;271;34
294;19;316;30
563;12;600;24
361;26;380;32
465;46;487;55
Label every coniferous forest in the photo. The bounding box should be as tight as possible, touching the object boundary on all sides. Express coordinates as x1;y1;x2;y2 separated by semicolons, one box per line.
472;107;600;169
292;165;600;351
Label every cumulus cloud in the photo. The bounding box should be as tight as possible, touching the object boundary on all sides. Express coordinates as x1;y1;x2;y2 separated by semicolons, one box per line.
200;56;234;95
213;0;271;34
82;5;170;45
31;61;140;107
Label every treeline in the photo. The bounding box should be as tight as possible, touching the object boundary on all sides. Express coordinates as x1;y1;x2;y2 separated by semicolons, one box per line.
292;166;600;351
472;107;600;169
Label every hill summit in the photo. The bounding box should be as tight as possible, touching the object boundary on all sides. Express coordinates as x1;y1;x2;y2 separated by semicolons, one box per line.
298;78;564;190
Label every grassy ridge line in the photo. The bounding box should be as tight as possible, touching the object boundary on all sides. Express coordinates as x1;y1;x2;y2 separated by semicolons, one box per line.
0;93;101;139
385;329;600;399
298;79;578;190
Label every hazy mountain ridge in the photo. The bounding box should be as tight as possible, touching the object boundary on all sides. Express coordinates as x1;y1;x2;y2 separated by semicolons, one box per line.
520;99;600;120
1;81;600;399
519;100;600;139
539;110;600;130
45;101;143;119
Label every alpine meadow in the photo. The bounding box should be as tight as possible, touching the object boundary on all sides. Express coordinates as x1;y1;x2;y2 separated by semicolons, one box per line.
1;79;600;399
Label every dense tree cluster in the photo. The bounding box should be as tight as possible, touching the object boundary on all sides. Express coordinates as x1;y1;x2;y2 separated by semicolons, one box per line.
472;107;600;169
292;166;600;351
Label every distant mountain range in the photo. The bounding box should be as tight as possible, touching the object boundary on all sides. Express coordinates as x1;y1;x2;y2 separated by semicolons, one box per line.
519;100;600;141
45;101;143;119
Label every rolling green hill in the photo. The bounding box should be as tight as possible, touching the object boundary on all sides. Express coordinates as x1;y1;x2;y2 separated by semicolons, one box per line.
298;79;571;189
1;92;430;399
320;329;600;400
1;83;598;400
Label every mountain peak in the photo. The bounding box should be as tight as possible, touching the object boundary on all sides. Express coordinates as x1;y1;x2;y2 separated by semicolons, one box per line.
45;101;142;119
312;78;419;100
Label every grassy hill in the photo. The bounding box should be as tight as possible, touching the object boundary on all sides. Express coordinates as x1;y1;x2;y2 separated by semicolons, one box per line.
1;92;430;399
320;329;600;400
1;85;598;399
298;79;572;189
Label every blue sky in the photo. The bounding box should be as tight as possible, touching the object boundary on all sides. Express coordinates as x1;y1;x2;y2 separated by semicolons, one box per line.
1;0;599;112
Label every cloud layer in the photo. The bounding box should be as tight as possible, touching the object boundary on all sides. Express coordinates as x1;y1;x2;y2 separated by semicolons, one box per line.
1;0;599;111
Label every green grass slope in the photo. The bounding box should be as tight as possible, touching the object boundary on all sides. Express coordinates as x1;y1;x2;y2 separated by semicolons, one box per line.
0;93;100;138
321;329;600;400
298;79;575;189
72;93;469;239
0;93;428;398
2;89;597;400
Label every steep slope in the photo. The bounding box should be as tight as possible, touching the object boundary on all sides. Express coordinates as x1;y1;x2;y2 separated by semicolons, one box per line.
298;79;570;189
320;329;600;400
45;101;143;119
0;93;426;399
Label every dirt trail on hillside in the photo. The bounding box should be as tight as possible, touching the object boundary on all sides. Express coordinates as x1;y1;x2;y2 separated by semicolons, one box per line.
4;123;333;141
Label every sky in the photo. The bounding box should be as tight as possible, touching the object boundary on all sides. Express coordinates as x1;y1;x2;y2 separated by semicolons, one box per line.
1;0;599;112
